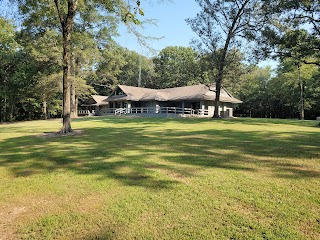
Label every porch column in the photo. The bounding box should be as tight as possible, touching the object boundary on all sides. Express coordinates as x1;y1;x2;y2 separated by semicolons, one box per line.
229;108;233;117
181;101;185;114
221;103;225;117
200;100;205;116
127;101;131;113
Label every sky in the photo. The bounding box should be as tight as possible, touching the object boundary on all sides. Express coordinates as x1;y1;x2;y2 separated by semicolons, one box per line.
116;0;277;69
116;0;201;56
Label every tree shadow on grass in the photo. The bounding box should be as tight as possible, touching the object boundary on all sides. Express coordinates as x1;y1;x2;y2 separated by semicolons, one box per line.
73;115;320;128
0;118;319;189
159;128;320;179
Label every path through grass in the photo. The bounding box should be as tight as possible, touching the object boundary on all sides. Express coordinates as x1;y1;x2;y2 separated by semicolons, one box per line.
0;117;319;239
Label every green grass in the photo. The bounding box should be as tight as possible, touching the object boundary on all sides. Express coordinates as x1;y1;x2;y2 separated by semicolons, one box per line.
0;116;319;239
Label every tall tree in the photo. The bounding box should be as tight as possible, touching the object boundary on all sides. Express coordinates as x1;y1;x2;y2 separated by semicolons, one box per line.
117;48;154;87
0;18;19;122
275;58;319;119
70;31;101;118
92;42;126;95
153;46;199;88
258;0;320;67
259;27;319;119
0;18;39;122
15;0;144;133
34;73;62;119
187;0;268;118
236;66;272;118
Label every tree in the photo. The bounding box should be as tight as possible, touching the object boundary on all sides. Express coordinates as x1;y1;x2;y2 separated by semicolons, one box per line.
92;42;126;95
258;1;320;67
187;0;267;118
268;0;320;36
118;48;154;88
236;66;272;118
236;61;320;120
34;73;62;119
153;46;200;88
0;18;39;122
15;0;145;133
0;18;19;122
70;31;101;117
259;28;319;119
275;58;319;119
199;48;245;95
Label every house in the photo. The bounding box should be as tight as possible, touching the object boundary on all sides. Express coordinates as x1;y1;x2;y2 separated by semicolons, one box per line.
81;84;242;117
80;95;108;116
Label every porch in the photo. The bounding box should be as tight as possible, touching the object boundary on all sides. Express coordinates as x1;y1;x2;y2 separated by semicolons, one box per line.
99;107;210;117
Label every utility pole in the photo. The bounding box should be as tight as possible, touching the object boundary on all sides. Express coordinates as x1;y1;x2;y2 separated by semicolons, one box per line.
138;54;142;87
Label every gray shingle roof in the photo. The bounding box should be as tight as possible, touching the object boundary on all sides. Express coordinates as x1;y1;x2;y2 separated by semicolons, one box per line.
107;84;242;104
82;95;109;106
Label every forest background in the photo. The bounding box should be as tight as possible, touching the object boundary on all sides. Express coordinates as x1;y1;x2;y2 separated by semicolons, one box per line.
0;0;319;122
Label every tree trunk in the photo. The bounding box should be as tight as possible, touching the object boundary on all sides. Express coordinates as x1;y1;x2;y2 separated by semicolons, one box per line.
0;94;4;122
213;39;230;118
0;101;2;123
298;64;305;120
210;0;250;118
28;98;32;120
75;96;78;117
3;78;7;122
70;76;76;118
213;80;221;118
9;103;14;122
60;27;72;133
43;97;47;120
70;52;77;118
55;0;78;133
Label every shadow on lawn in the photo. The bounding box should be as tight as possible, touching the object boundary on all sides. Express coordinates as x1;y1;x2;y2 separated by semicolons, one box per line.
74;115;320;128
0;117;319;189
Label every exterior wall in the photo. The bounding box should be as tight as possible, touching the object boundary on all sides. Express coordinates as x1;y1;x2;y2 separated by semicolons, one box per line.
99;99;235;118
207;100;215;117
205;101;234;117
225;102;234;117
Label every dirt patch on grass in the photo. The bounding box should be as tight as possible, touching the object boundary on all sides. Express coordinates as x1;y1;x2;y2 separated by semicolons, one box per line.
36;129;84;138
298;219;320;240
0;206;28;240
157;168;191;184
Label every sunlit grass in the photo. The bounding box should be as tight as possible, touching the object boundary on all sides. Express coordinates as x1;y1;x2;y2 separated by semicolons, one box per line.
0;116;319;239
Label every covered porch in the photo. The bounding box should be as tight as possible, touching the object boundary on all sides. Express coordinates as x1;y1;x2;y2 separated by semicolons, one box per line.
100;100;234;118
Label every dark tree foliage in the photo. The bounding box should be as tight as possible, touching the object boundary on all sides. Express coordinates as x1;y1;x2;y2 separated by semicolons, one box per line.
257;0;319;119
235;62;320;120
14;0;144;133
152;46;201;88
258;0;319;66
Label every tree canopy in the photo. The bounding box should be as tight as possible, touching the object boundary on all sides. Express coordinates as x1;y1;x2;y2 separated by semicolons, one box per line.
0;0;319;122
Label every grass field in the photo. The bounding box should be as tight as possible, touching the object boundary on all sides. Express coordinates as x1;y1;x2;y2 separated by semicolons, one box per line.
0;116;319;239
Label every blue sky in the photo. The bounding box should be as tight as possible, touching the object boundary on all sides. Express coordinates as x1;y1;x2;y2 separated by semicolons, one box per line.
116;0;277;69
116;0;201;55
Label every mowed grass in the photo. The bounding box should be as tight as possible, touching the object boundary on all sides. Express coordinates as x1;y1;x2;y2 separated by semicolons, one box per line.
0;116;320;239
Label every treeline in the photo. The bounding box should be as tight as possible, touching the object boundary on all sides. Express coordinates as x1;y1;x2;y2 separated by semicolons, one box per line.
1;17;319;121
235;64;320;119
1;0;320;122
0;16;242;122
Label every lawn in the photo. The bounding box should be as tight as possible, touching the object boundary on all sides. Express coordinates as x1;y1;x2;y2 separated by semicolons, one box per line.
0;116;319;239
